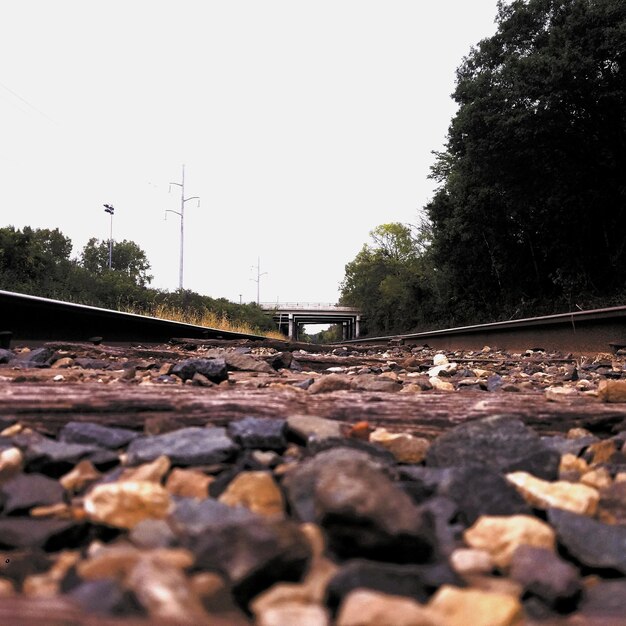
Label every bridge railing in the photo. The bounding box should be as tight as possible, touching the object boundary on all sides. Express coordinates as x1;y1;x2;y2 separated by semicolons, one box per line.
259;302;356;310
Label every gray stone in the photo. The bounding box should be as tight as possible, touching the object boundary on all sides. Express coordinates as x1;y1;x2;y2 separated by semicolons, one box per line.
67;579;142;616
74;358;111;369
510;545;581;607
416;496;463;557
0;349;13;364
227;416;287;451
549;507;626;574
437;466;531;524
540;435;598;457
326;559;461;610
177;500;311;608
59;421;140;449
283;448;394;523
0;518;88;550
305;437;396;464
13;432;102;476
486;374;503;392
0;472;64;514
129;519;176;548
425;415;560;480
170;358;228;383
265;351;292;370
283;448;434;563
126;427;239;466
579;580;626;618
15;347;54;367
169;498;257;536
599;481;626;524
400;465;530;525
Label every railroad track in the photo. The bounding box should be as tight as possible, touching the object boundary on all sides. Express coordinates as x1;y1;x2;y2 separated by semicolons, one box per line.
340;305;626;354
3;289;626;354
0;289;269;346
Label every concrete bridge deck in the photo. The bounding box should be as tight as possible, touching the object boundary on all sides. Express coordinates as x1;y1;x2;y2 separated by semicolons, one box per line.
259;303;362;340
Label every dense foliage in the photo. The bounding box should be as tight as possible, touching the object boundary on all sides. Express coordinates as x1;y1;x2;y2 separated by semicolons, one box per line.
0;226;276;332
342;0;626;336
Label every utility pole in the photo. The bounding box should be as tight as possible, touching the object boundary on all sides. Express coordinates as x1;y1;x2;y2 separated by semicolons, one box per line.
103;204;115;269
166;164;199;291
251;257;268;305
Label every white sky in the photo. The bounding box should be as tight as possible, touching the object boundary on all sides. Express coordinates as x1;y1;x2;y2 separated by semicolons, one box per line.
1;1;499;306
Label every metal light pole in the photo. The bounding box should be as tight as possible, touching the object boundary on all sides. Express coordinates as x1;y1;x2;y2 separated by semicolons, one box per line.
251;256;268;305
103;204;115;269
166;165;199;291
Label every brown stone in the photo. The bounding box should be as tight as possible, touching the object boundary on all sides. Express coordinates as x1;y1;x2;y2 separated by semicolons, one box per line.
581;467;612;490
0;578;15;597
449;548;495;575
347;421;374;441
78;544;194;579
126;555;211;624
22;551;80;598
51;357;74;369
369;428;430;463
308;374;352;394
506;471;599;516
429;376;455;391
118;455;171;483
463;515;556;569
218;471;285;517
165;467;213;499
559;453;589;478
587;439;617;465
60;459;102;492
0;447;23;482
545;386;580;402
598;481;626;525
567;427;594;439
336;590;439;626
257;602;330;626
84;480;172;528
598;379;626;403
428;585;523;626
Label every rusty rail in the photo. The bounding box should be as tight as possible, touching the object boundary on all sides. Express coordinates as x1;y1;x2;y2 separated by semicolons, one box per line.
339;306;626;354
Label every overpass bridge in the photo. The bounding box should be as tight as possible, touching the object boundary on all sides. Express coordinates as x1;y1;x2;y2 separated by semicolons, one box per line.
259;303;362;341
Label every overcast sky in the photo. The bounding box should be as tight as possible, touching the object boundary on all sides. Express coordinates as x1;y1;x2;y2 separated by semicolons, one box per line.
1;1;500;306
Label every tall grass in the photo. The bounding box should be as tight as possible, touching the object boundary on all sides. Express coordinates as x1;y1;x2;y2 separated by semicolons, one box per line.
124;303;285;340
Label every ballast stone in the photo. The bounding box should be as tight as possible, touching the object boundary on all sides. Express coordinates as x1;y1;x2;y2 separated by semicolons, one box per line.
125;427;239;466
169;358;228;383
425;415;560;480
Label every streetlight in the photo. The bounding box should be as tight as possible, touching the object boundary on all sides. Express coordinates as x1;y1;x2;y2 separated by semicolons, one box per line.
103;204;115;269
166;164;199;291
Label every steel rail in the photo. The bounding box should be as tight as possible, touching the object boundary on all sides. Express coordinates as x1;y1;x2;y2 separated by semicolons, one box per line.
0;289;269;345
338;305;626;354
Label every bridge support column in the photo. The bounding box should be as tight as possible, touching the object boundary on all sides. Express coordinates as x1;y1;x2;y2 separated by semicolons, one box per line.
288;314;295;341
342;322;347;341
355;315;361;339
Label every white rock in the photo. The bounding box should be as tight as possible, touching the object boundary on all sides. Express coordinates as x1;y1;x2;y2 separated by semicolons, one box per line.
433;353;449;366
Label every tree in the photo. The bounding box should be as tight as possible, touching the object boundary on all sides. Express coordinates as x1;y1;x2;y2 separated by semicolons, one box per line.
427;0;626;318
81;238;153;287
340;222;432;335
0;226;74;293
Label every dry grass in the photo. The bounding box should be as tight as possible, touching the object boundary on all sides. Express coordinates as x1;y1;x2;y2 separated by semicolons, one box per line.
123;303;285;340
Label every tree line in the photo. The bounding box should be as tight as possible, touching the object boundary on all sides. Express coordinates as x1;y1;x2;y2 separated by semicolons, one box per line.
0;225;275;332
341;0;626;336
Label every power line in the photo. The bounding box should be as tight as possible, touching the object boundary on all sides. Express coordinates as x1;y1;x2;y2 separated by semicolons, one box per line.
0;81;58;125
